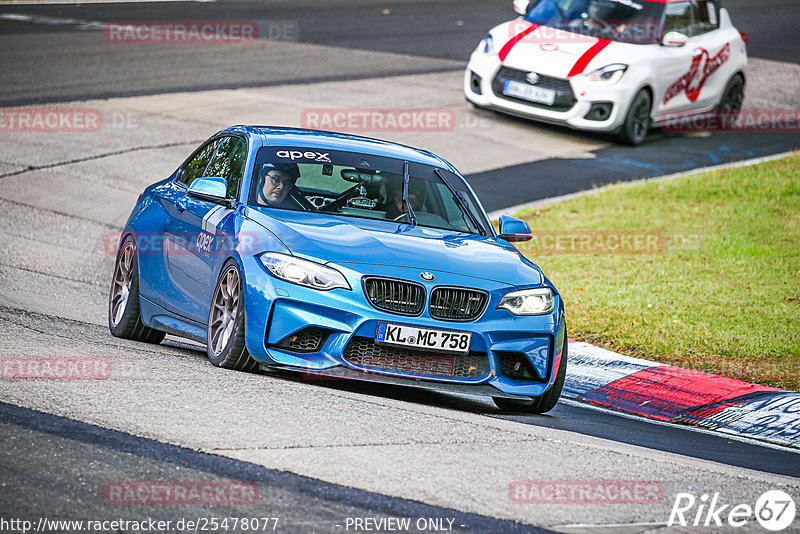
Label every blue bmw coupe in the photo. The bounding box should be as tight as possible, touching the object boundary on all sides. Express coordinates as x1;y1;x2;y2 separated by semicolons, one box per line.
109;126;567;413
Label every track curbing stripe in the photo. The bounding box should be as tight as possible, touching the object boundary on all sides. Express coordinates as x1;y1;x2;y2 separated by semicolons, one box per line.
565;342;799;448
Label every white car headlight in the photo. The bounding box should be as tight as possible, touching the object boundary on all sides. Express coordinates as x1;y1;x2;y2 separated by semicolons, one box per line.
584;63;628;86
480;34;494;54
260;252;350;291
498;287;554;315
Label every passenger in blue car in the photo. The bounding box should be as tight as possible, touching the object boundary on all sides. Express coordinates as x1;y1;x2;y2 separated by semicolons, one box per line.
257;163;301;208
377;175;428;219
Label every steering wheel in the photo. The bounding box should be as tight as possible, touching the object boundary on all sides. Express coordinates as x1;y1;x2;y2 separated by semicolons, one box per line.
289;187;315;211
318;185;360;213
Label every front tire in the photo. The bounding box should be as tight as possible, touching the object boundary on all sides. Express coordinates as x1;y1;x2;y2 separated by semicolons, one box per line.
618;89;652;145
108;236;166;344
207;260;258;371
493;338;568;414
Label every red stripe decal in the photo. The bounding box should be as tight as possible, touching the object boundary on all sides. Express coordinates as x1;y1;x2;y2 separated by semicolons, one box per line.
578;365;781;421
567;39;611;77
498;24;539;62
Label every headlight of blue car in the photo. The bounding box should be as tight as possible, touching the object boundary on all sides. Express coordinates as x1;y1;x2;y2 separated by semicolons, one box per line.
260;252;351;291
497;287;554;315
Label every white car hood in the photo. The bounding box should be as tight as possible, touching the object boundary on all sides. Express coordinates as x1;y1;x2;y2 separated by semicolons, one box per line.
491;20;640;79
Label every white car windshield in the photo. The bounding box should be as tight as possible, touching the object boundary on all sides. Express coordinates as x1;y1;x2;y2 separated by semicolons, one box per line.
524;0;667;44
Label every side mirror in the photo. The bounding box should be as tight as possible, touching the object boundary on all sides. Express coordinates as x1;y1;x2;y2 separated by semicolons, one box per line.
498;214;532;242
662;31;688;47
513;0;530;16
187;177;234;207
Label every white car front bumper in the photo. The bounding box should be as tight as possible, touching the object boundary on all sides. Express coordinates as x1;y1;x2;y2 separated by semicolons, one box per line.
464;50;639;133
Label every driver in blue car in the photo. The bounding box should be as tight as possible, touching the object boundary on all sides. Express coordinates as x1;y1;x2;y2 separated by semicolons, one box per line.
257;163;301;208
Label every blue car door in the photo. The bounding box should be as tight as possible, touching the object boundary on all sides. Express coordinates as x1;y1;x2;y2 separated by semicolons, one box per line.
162;135;246;324
139;138;220;316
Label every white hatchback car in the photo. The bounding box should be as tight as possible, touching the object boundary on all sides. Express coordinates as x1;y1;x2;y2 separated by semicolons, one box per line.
464;0;747;144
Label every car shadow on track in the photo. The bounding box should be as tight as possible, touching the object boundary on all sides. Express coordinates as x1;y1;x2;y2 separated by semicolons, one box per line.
273;370;504;413
472;105;673;146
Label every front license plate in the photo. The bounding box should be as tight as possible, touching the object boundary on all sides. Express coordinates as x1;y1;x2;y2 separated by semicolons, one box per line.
375;322;472;354
503;80;556;105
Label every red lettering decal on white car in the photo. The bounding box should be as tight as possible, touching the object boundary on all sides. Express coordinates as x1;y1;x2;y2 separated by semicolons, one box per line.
663;43;730;104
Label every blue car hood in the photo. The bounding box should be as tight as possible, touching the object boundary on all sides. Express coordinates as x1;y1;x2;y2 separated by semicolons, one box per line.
245;208;542;287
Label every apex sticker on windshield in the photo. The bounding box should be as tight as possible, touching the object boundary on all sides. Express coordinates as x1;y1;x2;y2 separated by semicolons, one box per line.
275;150;331;163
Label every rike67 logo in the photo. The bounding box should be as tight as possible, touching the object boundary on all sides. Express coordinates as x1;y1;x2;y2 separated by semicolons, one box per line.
669;490;796;531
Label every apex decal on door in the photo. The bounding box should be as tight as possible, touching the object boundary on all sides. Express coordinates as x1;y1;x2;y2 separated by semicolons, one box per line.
663;43;730;104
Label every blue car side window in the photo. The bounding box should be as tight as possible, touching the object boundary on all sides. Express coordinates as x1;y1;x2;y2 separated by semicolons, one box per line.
204;136;247;199
178;138;221;187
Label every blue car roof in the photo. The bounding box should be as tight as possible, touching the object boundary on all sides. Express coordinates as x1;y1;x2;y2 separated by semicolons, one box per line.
223;125;456;172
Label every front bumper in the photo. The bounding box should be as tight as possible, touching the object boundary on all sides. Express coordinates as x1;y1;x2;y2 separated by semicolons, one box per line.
464;50;637;132
242;256;566;399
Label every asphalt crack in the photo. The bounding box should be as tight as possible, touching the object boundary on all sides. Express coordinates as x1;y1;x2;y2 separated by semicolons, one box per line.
0;305;171;357
0;263;105;287
0;140;203;180
0;197;124;228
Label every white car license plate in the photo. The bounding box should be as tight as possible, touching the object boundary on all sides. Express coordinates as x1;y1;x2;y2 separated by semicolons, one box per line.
503;80;556;105
375;322;471;354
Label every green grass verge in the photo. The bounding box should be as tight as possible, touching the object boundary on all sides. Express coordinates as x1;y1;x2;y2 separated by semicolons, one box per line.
515;153;800;390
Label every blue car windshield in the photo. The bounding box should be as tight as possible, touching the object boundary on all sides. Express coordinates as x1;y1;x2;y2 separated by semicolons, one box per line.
523;0;665;44
248;147;491;236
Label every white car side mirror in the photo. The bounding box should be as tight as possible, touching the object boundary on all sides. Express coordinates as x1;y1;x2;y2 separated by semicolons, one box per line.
662;31;689;47
513;0;530;16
